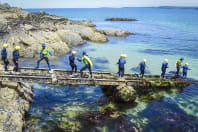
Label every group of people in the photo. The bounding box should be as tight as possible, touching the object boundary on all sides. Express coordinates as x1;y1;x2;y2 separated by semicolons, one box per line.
1;43;191;79
117;55;190;79
1;44;20;73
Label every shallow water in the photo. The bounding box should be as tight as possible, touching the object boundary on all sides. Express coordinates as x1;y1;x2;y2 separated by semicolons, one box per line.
24;7;198;132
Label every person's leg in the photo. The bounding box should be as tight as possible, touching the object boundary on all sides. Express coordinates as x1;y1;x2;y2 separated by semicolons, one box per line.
118;66;121;77
80;65;88;77
44;57;51;70
70;63;74;74
162;69;166;78
142;69;145;78
37;57;44;68
176;67;180;76
74;64;77;73
121;68;124;77
3;58;7;71
13;59;16;72
88;65;92;78
16;61;19;72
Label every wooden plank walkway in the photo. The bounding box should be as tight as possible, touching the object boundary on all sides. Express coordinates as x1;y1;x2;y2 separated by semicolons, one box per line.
0;67;195;87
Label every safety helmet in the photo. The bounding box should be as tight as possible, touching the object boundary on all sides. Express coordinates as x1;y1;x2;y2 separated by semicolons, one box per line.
180;57;184;60
143;59;147;62
72;51;76;55
15;46;20;50
83;51;86;55
120;54;127;58
3;44;8;48
42;43;46;47
185;63;189;66
164;59;168;63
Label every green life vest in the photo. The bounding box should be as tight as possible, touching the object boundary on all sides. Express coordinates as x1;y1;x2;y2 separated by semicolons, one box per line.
82;55;93;67
41;48;50;57
176;60;182;67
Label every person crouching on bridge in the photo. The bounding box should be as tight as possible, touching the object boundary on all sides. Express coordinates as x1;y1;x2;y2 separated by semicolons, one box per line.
182;63;191;79
1;44;9;73
79;51;93;78
161;59;169;78
69;51;78;75
36;44;53;72
175;57;184;77
138;59;148;78
117;54;127;79
13;46;20;72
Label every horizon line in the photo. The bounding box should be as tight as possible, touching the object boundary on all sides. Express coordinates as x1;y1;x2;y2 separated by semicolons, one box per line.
23;6;198;9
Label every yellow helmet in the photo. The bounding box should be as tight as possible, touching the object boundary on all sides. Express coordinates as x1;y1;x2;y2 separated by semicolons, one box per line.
72;51;76;55
15;46;20;50
185;63;189;66
3;44;8;48
143;59;147;62
164;59;168;63
120;54;127;58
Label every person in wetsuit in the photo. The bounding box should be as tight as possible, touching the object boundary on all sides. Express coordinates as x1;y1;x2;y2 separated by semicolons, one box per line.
1;44;9;72
36;43;53;71
12;46;20;72
161;59;169;78
79;51;93;78
176;57;184;77
117;54;127;78
69;51;78;75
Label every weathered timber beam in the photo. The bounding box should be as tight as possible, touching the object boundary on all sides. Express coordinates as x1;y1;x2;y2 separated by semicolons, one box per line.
0;75;52;84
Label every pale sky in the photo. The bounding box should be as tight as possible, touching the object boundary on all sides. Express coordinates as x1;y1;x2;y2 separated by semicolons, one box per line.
1;0;198;8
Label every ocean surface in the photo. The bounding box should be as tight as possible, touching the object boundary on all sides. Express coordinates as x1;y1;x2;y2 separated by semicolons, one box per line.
24;7;198;132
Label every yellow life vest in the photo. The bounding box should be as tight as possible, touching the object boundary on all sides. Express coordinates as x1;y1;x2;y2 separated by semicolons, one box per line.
84;55;93;67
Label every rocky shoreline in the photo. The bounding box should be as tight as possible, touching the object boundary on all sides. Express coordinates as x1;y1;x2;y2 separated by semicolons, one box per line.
0;82;33;132
0;6;132;59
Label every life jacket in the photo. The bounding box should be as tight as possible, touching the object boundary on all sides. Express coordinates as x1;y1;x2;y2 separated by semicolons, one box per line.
175;60;182;68
183;65;188;73
162;62;168;69
41;48;49;57
83;55;93;67
119;58;126;68
140;62;145;69
1;48;7;58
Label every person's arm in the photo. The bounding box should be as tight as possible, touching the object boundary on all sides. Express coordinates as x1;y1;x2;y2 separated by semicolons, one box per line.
117;59;120;64
39;52;42;58
49;51;53;56
77;57;82;62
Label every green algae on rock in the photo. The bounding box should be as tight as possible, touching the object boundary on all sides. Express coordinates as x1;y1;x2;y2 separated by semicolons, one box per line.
101;84;137;103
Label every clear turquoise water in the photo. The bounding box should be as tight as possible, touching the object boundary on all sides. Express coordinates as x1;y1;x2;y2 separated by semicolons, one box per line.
24;8;198;132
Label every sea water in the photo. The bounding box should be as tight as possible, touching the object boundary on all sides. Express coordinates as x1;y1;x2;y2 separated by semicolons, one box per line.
24;7;198;132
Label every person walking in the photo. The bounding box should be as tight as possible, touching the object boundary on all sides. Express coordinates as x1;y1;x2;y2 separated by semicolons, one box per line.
36;43;53;72
1;44;9;72
12;46;20;72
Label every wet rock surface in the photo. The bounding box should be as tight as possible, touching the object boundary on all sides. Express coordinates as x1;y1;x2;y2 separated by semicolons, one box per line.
78;102;140;132
101;84;137;103
138;100;198;132
97;29;132;37
0;82;33;132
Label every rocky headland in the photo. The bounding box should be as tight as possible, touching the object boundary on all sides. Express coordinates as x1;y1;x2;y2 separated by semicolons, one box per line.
0;5;132;59
105;18;137;21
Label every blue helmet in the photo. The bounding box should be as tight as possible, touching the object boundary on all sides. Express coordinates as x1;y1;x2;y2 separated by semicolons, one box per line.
83;51;86;55
180;57;184;60
42;43;46;47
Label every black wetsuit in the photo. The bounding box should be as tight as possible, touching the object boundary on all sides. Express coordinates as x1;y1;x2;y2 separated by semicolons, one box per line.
69;55;77;74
